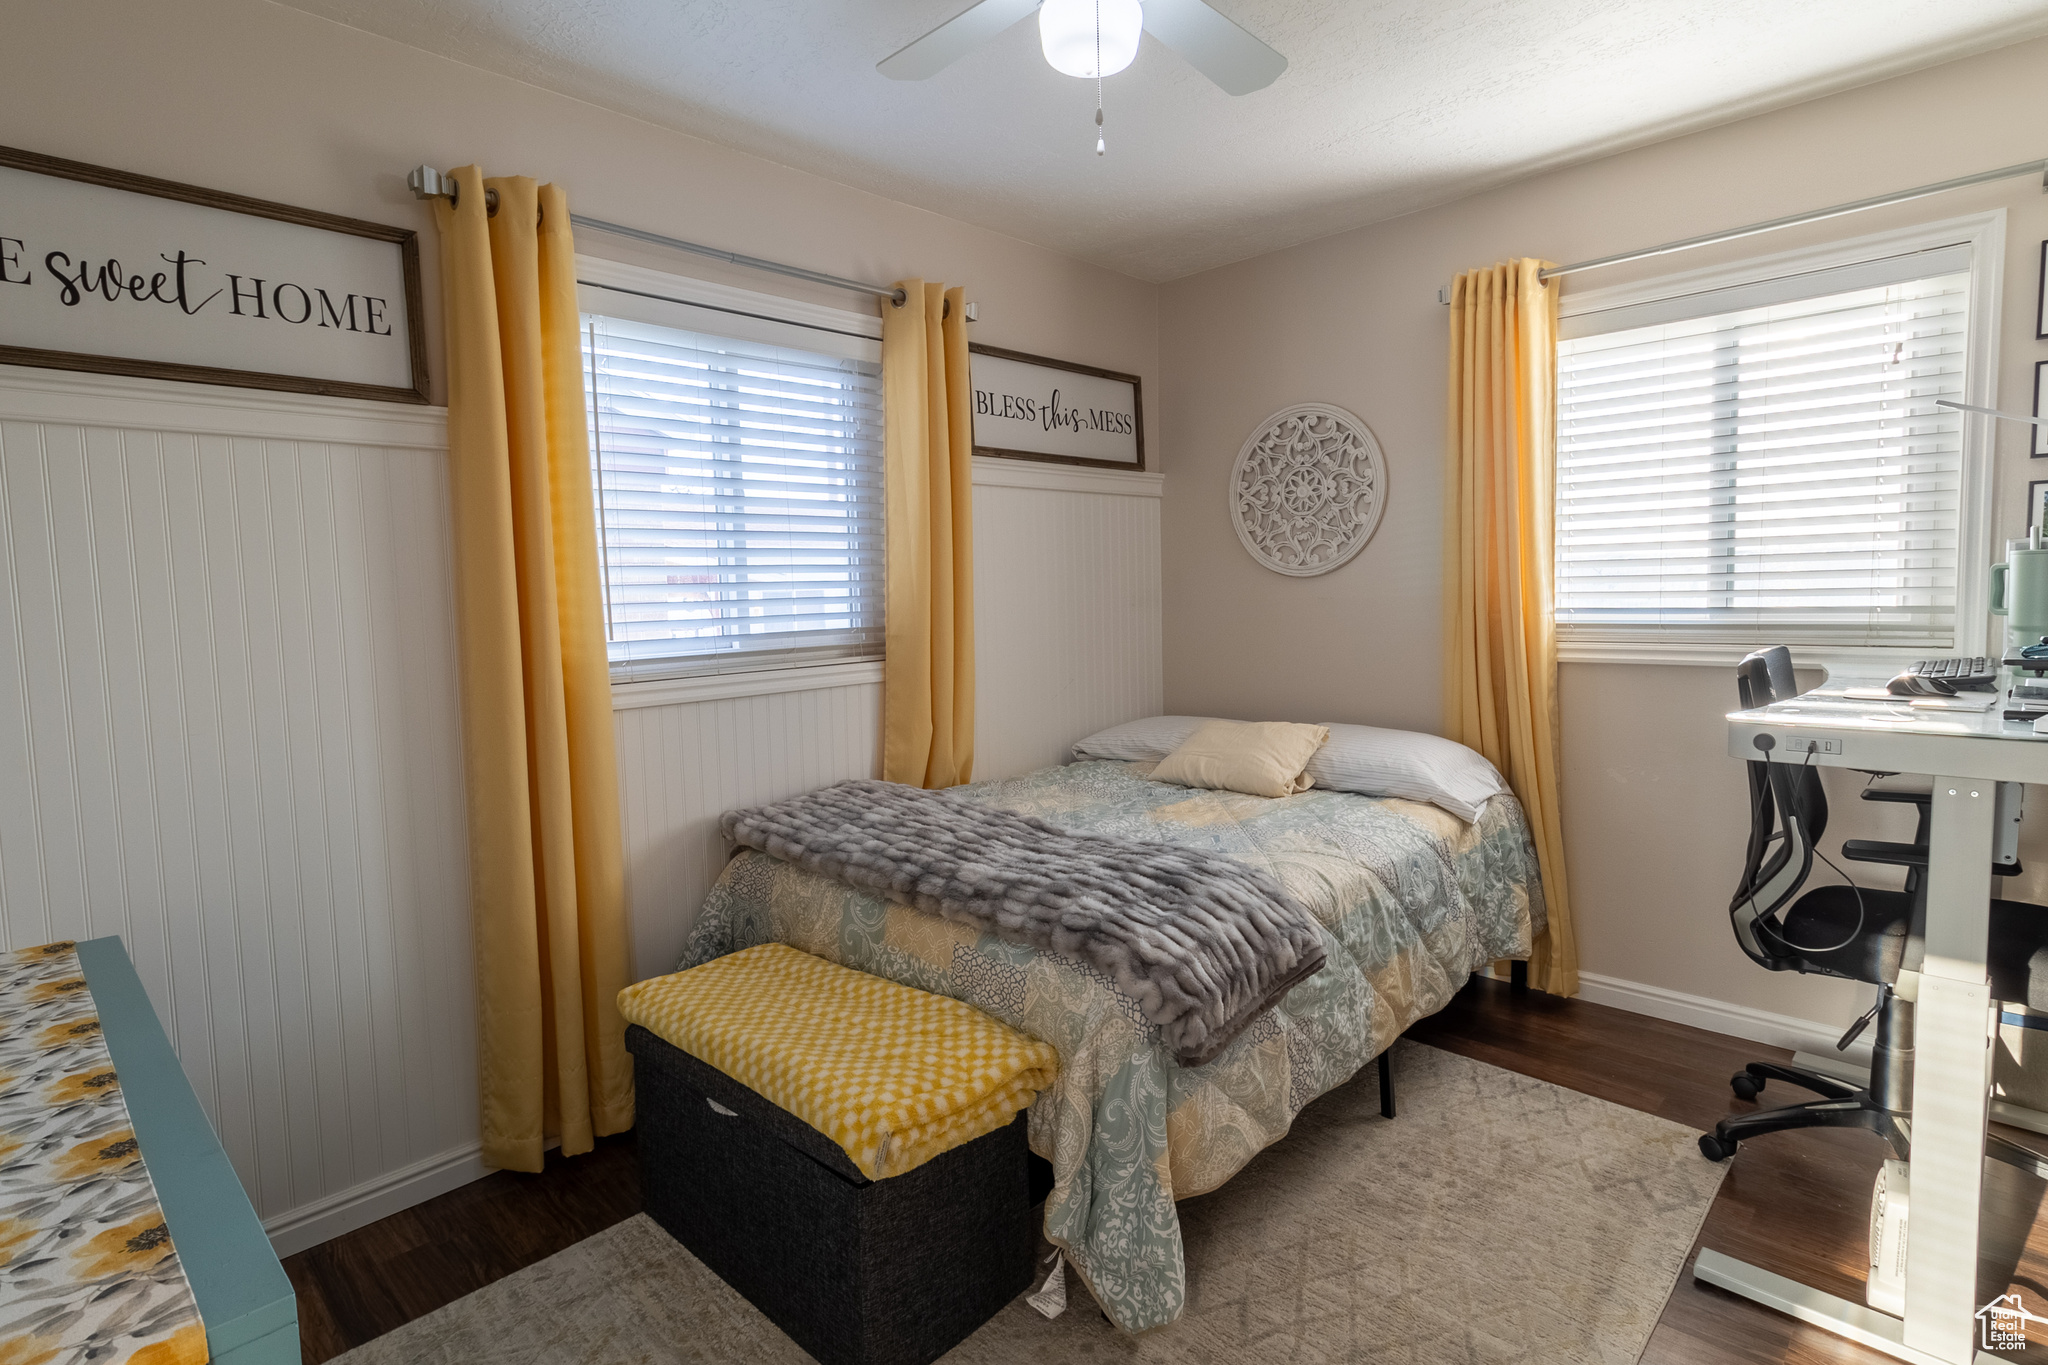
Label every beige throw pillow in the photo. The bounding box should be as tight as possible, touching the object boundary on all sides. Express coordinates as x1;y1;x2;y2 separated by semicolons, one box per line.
1150;719;1330;799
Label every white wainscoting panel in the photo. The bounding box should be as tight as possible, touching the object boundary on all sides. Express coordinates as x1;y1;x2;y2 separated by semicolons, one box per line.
616;680;882;980
0;367;475;1249
972;460;1163;779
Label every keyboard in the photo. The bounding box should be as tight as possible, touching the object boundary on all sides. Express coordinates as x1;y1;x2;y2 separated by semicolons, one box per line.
1887;656;1999;696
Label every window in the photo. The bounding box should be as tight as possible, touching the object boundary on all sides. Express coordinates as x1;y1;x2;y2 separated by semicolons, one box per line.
1554;225;1997;659
581;282;884;681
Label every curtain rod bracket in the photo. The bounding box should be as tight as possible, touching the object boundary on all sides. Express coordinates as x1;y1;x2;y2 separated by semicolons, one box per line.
406;164;500;215
406;164;455;202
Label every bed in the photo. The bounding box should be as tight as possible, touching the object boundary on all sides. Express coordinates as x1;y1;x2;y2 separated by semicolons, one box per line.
678;756;1546;1332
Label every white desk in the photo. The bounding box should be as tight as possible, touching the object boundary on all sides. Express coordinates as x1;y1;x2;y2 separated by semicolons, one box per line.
1705;675;2048;1364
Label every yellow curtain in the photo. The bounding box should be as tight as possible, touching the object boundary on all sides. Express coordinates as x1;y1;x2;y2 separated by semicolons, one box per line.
881;280;976;788
1443;258;1579;997
433;167;634;1171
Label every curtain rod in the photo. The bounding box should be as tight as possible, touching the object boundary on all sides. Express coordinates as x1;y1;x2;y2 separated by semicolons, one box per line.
1938;399;2048;429
406;165;909;307
1438;156;2048;302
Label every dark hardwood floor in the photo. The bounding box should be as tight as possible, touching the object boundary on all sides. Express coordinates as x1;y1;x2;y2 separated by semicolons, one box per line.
287;977;2048;1363
286;1131;641;1361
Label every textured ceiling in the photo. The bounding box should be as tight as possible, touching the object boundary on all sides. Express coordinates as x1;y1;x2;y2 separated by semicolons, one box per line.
277;0;2048;280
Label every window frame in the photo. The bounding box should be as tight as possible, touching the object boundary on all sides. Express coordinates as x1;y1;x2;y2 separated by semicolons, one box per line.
1551;210;2005;671
574;256;887;698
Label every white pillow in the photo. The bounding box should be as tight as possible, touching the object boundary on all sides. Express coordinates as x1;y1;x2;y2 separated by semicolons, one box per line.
1304;723;1508;823
1070;715;1207;763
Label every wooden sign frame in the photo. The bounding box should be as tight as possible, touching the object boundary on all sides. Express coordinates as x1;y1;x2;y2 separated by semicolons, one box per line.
0;145;428;404
2034;359;2048;458
968;342;1144;471
2036;238;2048;341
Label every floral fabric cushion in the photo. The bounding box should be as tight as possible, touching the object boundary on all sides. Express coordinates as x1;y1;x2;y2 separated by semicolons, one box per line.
0;941;208;1365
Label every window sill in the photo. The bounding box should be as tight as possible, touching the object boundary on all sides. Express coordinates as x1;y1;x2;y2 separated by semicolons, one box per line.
611;658;884;710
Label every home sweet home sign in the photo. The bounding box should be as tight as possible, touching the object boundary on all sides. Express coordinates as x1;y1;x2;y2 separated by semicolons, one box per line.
0;146;426;403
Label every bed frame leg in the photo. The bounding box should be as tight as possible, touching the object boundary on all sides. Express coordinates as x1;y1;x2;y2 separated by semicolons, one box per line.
1377;1049;1395;1120
1510;960;1529;993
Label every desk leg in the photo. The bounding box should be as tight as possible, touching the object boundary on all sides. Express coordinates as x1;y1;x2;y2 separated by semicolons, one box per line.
1903;779;1997;1364
1694;1252;1998;1365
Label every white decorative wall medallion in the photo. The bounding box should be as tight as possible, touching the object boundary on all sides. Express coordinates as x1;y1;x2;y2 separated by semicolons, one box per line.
1229;403;1387;577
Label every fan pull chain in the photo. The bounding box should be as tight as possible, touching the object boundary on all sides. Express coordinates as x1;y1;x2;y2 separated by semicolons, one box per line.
1095;0;1105;156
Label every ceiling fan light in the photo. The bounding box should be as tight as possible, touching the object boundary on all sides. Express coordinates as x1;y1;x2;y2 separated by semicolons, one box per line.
1039;0;1142;79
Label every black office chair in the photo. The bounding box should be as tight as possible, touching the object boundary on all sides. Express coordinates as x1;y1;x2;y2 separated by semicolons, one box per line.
1704;645;2048;1174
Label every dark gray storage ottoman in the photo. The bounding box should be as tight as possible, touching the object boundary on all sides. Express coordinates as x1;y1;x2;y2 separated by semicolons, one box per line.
627;1022;1038;1365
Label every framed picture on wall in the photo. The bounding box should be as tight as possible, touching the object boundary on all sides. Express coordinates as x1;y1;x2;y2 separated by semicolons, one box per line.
2035;360;2048;457
0;144;427;403
967;343;1144;470
2038;240;2048;339
2033;479;2048;531
2039;240;2048;339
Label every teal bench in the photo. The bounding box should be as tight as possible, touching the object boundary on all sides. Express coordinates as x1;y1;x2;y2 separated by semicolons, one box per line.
77;937;299;1365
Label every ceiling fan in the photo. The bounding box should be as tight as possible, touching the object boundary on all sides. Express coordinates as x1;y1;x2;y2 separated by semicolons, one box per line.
879;1;1288;108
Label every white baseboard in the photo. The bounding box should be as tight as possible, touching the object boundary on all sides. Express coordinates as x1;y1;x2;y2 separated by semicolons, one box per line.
264;1142;493;1259
1574;970;1876;1070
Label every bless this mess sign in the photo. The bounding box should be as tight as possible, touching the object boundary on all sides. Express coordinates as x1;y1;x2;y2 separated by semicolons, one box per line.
0;146;426;403
969;343;1144;470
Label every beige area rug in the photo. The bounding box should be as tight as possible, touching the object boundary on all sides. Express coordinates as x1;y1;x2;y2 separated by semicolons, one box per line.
334;1042;1727;1365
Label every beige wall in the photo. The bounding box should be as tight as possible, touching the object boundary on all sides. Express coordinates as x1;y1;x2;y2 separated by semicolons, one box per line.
1159;36;2048;1029
0;0;1159;439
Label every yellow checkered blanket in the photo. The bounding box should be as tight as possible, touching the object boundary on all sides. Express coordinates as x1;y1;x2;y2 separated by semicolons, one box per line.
617;943;1058;1180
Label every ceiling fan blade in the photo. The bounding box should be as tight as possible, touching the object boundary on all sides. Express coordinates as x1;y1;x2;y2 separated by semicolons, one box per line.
878;0;1043;81
1141;0;1286;95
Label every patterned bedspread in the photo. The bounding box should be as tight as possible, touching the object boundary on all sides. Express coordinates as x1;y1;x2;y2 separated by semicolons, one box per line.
680;760;1545;1332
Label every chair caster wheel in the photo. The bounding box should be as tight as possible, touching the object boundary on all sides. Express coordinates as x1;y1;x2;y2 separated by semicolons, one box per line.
1699;1133;1737;1162
1730;1072;1764;1102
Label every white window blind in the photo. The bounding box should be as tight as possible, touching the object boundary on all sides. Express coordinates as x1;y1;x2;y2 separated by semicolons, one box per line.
1555;248;1973;650
583;313;884;678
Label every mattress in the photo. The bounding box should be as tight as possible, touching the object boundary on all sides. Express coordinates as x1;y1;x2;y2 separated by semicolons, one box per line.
679;758;1545;1332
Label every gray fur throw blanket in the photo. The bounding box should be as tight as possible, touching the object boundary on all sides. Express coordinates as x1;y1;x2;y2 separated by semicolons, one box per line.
720;779;1327;1066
